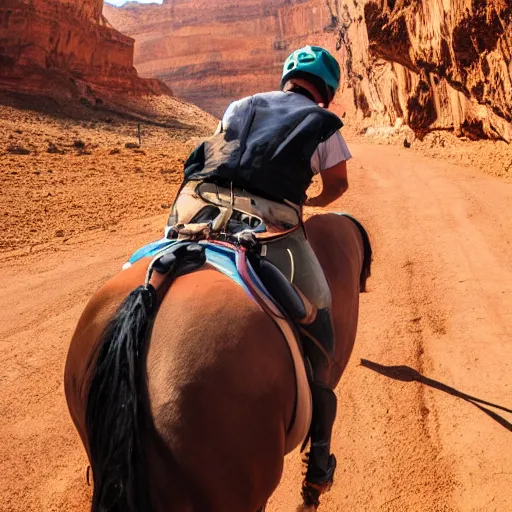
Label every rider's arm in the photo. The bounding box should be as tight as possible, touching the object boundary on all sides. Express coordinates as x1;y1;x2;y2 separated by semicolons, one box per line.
305;131;351;207
305;160;348;207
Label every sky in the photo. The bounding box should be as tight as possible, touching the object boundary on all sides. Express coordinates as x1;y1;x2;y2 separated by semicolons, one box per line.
104;0;163;6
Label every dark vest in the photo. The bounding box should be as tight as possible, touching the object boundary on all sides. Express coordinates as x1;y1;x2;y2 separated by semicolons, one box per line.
184;91;343;205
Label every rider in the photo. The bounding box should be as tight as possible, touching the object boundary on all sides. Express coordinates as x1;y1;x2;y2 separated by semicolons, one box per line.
168;45;351;492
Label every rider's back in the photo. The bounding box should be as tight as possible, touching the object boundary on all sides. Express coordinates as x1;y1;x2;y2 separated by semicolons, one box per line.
184;91;342;205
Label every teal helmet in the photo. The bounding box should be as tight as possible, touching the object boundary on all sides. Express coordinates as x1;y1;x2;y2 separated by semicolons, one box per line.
280;45;341;102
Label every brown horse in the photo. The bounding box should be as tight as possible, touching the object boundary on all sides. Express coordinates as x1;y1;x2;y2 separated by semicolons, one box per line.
64;212;371;512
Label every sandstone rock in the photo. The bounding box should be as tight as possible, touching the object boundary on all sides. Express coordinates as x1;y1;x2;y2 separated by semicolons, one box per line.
103;0;343;118
0;0;171;104
47;143;65;154
7;145;30;155
105;0;512;142
345;0;512;141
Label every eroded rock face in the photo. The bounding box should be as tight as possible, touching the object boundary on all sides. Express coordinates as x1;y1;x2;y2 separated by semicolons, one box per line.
103;0;345;117
0;0;170;103
105;0;511;141
345;0;512;141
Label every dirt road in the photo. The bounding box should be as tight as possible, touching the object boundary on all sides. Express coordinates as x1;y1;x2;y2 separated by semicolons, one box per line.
1;142;511;511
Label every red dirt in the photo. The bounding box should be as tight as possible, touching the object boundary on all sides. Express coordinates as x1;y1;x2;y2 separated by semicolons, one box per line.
1;102;511;511
0;93;215;253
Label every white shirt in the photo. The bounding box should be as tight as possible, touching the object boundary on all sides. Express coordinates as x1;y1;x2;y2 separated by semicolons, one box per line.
216;91;352;175
311;131;352;174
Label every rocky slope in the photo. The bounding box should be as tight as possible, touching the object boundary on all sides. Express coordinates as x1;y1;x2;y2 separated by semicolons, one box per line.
0;91;216;252
0;0;170;107
104;0;511;142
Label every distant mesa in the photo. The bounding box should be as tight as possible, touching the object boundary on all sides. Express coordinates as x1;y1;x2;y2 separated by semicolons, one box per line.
103;0;345;118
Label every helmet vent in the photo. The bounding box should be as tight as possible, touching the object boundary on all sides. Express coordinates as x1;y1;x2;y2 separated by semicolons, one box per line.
298;53;315;62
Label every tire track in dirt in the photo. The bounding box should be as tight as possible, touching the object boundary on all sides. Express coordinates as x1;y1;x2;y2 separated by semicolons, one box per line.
397;157;512;511
350;153;457;510
340;145;511;511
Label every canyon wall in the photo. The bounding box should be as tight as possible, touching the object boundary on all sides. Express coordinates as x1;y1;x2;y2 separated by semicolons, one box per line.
103;0;349;118
105;0;511;141
0;0;170;104
352;0;512;141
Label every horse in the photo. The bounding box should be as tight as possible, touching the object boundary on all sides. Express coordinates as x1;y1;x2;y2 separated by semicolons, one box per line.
64;212;372;512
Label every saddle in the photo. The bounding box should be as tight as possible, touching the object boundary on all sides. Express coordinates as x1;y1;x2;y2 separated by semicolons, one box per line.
166;181;302;242
124;236;314;454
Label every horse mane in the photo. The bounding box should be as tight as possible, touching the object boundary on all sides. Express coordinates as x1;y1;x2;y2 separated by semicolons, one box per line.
337;213;373;292
354;218;373;293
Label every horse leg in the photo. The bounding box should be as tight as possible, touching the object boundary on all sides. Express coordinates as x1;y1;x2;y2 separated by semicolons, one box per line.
264;228;339;499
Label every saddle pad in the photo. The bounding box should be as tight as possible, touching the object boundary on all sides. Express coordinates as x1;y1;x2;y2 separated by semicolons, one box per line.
124;239;312;454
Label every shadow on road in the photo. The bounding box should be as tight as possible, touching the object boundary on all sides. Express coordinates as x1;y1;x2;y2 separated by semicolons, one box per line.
360;359;512;432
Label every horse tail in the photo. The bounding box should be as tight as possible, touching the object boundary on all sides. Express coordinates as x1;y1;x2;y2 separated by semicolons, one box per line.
84;242;206;512
85;284;157;512
338;213;373;292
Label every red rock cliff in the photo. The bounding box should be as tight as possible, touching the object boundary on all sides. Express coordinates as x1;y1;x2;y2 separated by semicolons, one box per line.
0;0;170;103
103;0;345;118
348;0;512;141
104;0;512;141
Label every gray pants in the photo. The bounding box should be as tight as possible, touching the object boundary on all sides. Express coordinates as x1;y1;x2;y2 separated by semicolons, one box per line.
264;228;331;311
168;181;331;309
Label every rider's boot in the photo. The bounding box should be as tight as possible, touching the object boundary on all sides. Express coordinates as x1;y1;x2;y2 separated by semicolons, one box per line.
299;308;338;505
305;382;337;484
